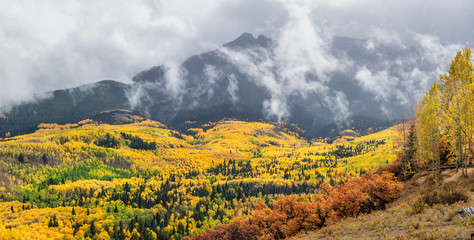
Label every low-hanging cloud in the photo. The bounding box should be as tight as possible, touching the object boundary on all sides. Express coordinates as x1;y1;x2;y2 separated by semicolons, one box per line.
354;29;463;115
355;67;399;101
218;0;352;122
365;28;407;51
227;74;240;104
126;0;464;123
164;63;186;102
203;65;219;100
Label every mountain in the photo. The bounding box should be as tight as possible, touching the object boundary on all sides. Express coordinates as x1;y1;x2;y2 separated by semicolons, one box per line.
0;80;130;136
0;33;438;138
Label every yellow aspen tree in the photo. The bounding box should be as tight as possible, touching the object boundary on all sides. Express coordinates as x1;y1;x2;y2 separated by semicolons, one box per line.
416;82;441;178
455;48;474;177
439;47;473;176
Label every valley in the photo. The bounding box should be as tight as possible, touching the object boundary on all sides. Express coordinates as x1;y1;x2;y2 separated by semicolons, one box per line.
0;112;396;239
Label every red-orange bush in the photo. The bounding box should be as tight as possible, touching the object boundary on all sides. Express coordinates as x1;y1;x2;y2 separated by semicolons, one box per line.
187;172;403;240
252;195;329;239
330;172;403;222
357;172;404;211
376;158;403;180
328;179;370;221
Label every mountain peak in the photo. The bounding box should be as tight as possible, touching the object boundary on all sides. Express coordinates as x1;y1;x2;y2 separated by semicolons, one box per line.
233;32;255;42
132;65;166;83
224;32;271;49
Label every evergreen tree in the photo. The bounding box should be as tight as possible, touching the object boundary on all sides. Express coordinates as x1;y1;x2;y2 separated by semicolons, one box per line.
89;220;96;237
41;153;48;165
17;153;25;164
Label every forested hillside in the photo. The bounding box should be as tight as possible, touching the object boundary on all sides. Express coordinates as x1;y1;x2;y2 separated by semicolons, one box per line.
0;112;398;239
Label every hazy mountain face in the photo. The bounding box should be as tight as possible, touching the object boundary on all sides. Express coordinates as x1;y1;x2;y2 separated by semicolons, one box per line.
0;33;455;138
127;32;450;135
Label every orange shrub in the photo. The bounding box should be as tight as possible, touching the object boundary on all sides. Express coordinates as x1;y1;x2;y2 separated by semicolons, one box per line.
376;158;403;180
328;179;370;221
188;172;403;240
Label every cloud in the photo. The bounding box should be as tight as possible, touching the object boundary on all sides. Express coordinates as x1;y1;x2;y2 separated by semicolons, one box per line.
414;34;463;72
218;0;352;122
164;63;186;101
227;74;239;103
126;83;153;109
355;67;397;101
313;0;474;44
365;28;407;51
203;65;220;100
218;46;286;119
325;91;350;122
275;0;340;81
213;0;466;122
353;31;463;115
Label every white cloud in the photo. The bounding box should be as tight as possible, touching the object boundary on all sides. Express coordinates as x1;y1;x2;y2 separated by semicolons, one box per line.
350;28;464;117
165;63;186;101
218;0;352;122
414;34;463;72
355;67;398;101
366;28;407;51
324;91;350;122
276;0;340;82
126;83;153;109
218;46;286;120
227;74;239;103
203;65;219;99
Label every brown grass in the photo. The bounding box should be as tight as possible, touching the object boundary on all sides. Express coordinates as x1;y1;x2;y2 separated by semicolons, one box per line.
421;182;470;206
293;167;474;240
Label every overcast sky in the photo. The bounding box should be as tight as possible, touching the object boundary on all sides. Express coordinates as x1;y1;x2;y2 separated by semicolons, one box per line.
0;0;472;109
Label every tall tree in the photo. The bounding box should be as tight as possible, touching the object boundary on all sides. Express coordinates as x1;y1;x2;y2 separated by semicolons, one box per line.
17;153;25;164
394;112;417;179
416;82;441;177
439;47;473;177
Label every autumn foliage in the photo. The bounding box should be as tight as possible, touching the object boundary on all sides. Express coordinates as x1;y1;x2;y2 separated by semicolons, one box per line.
376;152;404;176
0;119;400;239
188;218;260;240
415;47;474;177
186;172;403;240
